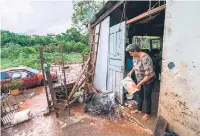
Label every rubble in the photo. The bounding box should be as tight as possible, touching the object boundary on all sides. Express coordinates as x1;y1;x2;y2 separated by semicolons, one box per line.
28;92;37;98
84;92;120;118
60;123;67;129
161;129;179;136
124;100;138;108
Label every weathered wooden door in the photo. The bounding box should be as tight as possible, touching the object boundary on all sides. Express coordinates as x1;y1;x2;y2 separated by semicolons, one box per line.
107;21;126;104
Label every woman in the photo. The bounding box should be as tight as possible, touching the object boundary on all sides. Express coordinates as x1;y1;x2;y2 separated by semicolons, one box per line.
126;44;155;121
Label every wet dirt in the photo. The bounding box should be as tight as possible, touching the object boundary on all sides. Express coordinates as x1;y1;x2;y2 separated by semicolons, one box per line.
1;86;152;136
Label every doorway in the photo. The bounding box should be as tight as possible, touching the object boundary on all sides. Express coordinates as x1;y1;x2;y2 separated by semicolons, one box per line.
123;3;165;131
107;1;166;131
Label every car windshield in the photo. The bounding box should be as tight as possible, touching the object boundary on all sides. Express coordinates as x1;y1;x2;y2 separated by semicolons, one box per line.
26;67;40;74
0;72;9;80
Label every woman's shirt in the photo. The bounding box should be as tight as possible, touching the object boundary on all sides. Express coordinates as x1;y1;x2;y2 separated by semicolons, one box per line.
133;54;155;83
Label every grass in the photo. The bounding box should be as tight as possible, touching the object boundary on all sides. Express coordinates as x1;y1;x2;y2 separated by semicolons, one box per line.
1;53;83;69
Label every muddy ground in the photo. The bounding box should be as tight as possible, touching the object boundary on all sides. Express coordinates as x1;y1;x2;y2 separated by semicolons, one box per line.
1;86;152;136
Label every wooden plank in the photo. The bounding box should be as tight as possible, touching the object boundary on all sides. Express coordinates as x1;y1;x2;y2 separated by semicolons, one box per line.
68;78;86;100
68;58;90;100
127;4;166;24
153;115;168;136
92;1;124;27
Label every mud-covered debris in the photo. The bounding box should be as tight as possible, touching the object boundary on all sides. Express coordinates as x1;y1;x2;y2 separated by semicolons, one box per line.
28;92;37;98
161;129;179;136
124;100;138;108
69;116;84;124
60;123;67;129
90;123;96;127
84;92;120;118
43;108;51;117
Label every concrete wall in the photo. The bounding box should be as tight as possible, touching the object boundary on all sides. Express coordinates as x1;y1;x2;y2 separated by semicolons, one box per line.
159;1;200;136
93;16;110;91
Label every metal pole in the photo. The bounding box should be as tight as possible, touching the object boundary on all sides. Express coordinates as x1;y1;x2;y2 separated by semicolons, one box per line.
60;44;70;116
39;47;51;113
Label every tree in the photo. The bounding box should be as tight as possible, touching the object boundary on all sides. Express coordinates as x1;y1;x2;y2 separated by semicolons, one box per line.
63;41;75;53
74;42;86;53
72;0;104;30
81;34;89;45
66;28;82;42
1;43;22;59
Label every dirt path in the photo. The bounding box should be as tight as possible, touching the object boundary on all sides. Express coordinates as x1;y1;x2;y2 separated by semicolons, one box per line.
1;87;152;136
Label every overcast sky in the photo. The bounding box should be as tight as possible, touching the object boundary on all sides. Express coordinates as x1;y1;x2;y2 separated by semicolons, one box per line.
0;0;73;35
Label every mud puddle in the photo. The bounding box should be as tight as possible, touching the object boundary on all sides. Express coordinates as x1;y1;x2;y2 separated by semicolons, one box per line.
1;87;152;136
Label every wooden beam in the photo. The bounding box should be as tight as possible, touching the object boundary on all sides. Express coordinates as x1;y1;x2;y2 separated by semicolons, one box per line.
92;1;124;27
68;58;90;100
126;4;166;24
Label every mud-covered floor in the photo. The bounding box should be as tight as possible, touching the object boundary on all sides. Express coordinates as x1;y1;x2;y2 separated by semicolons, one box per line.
1;86;152;136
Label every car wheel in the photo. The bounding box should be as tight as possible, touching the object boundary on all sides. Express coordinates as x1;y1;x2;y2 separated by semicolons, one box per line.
40;79;45;86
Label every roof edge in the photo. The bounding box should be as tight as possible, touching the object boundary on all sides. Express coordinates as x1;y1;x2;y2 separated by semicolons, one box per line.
89;1;120;25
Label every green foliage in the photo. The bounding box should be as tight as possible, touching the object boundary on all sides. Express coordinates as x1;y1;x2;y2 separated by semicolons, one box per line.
74;42;86;53
63;41;75;53
72;0;104;30
81;45;90;56
23;47;37;54
1;43;22;59
132;36;160;49
1;28;88;47
1;27;90;69
3;80;23;90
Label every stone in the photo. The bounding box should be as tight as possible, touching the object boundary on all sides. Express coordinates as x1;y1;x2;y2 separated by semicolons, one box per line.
59;121;64;125
90;123;95;126
60;123;67;129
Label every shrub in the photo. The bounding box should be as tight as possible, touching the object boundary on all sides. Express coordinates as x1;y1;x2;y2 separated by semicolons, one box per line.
3;80;23;90
74;42;86;53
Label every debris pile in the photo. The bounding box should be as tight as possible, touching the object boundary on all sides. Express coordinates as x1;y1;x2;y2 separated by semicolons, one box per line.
124;100;138;109
161;129;179;136
84;92;120;118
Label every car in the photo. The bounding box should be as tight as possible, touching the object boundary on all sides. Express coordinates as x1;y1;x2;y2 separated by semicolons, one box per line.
0;66;58;91
0;71;11;86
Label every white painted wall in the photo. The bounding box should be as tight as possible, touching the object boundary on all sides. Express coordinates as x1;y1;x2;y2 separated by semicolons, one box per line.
159;1;200;136
93;16;110;91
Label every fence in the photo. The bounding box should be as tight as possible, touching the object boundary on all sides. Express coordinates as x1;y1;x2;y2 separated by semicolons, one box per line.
1;45;88;128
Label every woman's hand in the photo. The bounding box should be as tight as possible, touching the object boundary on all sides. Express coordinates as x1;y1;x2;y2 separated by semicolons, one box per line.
136;83;142;90
127;71;132;77
127;66;136;77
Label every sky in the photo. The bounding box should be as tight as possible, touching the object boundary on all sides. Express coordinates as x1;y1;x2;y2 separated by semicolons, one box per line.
0;0;73;35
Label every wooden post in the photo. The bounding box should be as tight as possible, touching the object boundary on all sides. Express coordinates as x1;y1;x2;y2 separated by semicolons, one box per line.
126;4;166;24
39;47;51;113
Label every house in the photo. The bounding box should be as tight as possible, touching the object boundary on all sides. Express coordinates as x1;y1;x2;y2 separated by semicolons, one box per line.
86;1;200;136
47;33;56;39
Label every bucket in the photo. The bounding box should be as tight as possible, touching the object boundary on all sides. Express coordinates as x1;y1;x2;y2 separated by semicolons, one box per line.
11;89;19;96
126;93;134;100
121;77;139;95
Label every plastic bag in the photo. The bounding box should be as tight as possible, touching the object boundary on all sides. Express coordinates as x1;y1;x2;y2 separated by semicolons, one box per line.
121;77;139;95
